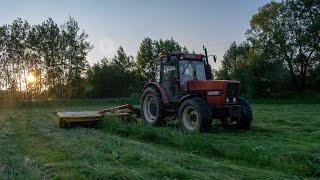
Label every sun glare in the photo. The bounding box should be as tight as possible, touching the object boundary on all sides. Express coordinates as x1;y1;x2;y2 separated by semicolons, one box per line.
27;73;36;83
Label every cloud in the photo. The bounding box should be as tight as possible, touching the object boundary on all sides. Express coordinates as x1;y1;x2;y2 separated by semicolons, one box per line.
87;37;117;65
98;37;116;58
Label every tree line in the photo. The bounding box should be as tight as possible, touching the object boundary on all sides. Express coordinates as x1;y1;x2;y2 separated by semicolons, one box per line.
217;0;319;98
86;38;188;98
0;0;319;101
0;16;91;101
0;16;187;100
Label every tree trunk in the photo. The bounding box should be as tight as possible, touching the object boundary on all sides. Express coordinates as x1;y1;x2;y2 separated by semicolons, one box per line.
300;71;306;93
300;58;306;94
23;69;28;100
286;58;302;94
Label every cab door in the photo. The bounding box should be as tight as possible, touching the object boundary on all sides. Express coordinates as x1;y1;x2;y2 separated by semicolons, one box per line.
160;57;178;101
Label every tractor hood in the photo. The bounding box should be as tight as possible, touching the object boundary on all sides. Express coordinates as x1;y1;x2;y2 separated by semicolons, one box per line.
187;80;239;91
187;80;240;105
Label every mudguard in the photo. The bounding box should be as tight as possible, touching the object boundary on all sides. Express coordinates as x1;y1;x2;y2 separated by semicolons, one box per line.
143;82;169;104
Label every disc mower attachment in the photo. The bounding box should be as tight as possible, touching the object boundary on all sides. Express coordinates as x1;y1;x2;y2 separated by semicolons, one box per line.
57;111;101;128
57;104;141;128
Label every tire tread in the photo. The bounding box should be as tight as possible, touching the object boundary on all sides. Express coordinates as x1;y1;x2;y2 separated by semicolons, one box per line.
140;86;166;126
179;97;213;133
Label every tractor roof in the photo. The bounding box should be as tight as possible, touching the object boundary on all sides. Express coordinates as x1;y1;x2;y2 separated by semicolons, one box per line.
155;53;205;61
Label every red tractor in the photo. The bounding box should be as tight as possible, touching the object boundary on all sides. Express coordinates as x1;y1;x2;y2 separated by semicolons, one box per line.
140;47;253;133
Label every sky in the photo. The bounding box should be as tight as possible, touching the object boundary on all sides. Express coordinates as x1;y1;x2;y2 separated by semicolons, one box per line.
0;0;273;68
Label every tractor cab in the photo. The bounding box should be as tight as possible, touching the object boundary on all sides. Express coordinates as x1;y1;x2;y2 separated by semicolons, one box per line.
153;54;210;101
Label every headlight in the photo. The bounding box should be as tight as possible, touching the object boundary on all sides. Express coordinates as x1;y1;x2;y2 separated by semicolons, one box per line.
233;97;237;102
207;90;221;96
226;97;229;102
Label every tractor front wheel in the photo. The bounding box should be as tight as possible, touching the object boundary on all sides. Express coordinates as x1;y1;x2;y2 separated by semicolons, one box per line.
141;86;165;126
178;98;213;133
221;97;253;130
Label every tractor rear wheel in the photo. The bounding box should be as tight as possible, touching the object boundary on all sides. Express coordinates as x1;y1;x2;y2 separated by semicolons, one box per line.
178;98;213;133
221;97;253;130
141;86;165;126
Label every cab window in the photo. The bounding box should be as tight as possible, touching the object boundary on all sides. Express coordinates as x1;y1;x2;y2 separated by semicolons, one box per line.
161;59;177;82
179;60;206;80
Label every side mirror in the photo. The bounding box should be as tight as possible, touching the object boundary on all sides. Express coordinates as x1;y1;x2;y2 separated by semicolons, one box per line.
213;55;217;63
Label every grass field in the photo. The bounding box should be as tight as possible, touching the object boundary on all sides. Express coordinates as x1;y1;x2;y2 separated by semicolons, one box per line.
0;99;319;179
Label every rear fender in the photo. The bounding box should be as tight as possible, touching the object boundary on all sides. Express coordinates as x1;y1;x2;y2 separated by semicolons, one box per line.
143;82;169;104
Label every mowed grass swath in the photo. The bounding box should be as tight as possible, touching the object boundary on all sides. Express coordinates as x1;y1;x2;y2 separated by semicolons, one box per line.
0;99;319;179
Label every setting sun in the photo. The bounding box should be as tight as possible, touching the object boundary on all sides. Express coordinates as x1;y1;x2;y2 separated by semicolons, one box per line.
27;73;36;83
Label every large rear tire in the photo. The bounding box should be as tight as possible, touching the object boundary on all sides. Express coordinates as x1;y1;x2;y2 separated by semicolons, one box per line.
221;97;253;130
238;97;253;129
141;86;166;126
178;98;213;133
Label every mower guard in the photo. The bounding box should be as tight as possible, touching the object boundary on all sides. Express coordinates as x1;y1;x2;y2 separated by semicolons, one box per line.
57;111;101;128
57;104;141;128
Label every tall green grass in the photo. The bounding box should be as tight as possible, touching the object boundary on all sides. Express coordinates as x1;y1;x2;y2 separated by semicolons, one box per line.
98;104;320;178
0;100;319;178
1;104;295;179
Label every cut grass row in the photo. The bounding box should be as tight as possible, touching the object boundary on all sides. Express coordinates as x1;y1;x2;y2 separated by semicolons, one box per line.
97;103;320;177
0;104;295;179
0;101;319;178
0;112;46;179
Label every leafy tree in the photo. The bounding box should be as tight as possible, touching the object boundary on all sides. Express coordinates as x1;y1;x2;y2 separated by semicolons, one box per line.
87;47;138;98
217;42;291;98
136;37;155;79
30;18;63;98
0;25;12;94
154;38;183;56
247;0;320;93
61;16;92;98
0;17;91;100
111;46;135;72
0;25;6;90
217;42;250;80
136;37;185;81
2;18;31;99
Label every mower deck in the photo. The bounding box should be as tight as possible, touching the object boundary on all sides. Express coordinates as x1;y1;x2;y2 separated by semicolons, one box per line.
57;111;102;128
56;104;141;128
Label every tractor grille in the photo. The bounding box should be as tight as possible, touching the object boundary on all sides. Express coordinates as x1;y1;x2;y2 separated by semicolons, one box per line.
226;83;239;103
